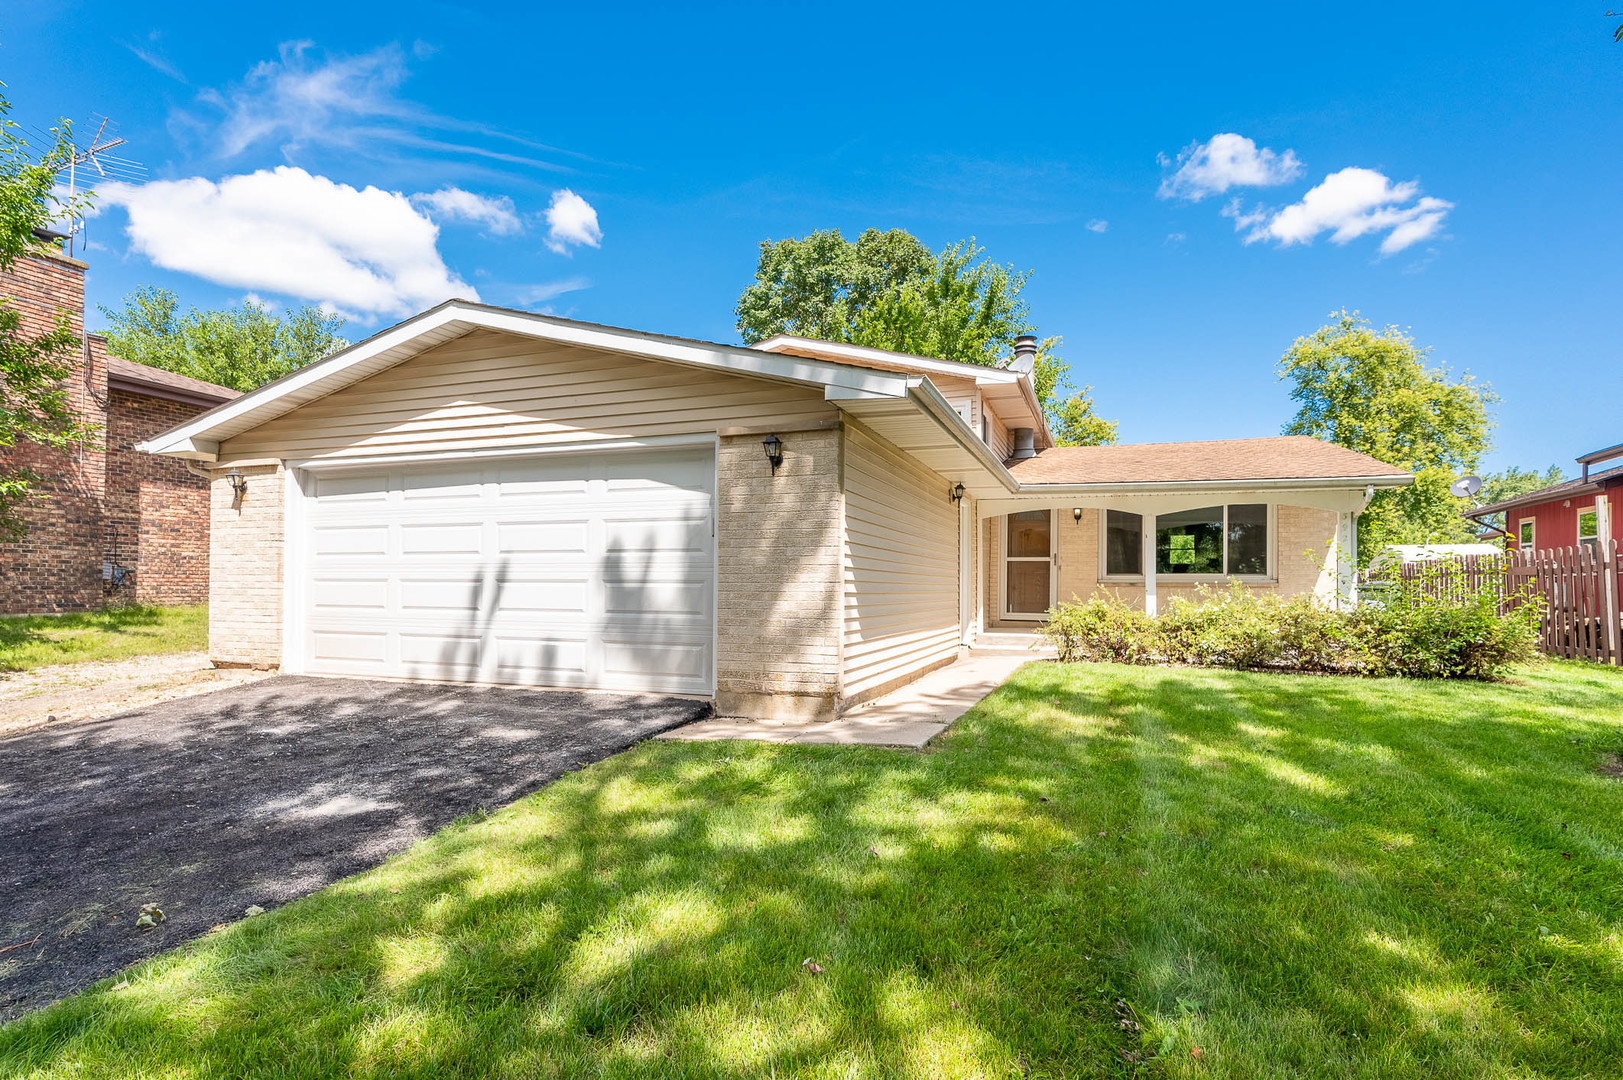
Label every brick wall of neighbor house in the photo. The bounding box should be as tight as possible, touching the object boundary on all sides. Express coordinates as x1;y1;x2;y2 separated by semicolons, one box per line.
0;249;221;613
0;249;106;614
105;386;213;605
716;428;844;720
208;465;284;667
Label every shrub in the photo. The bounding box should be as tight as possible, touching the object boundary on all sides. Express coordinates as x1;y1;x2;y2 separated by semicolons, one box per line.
1039;593;1160;664
1350;584;1543;679
1040;578;1539;680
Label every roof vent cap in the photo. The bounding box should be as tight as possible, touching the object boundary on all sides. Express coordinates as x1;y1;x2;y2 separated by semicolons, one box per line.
1007;334;1038;374
1010;427;1037;460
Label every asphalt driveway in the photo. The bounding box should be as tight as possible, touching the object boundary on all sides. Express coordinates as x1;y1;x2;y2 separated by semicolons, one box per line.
0;676;709;1020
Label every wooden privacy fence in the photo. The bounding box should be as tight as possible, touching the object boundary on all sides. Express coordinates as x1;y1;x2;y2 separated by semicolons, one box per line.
1366;539;1622;665
1509;540;1621;665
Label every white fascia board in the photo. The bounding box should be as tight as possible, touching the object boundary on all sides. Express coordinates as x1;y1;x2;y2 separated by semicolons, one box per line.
137;302;911;458
753;335;1023;384
903;377;1020;493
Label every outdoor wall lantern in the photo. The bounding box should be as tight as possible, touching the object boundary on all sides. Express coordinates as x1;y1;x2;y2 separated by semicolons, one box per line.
226;468;249;499
762;434;784;474
1073;507;1083;523
949;482;966;504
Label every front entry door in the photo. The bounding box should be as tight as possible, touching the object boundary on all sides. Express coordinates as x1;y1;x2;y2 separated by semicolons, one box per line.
1003;510;1054;619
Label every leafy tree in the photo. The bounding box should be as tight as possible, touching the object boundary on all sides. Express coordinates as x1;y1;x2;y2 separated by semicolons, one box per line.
100;287;347;393
1277;310;1496;559
736;228;1117;445
1471;464;1566;537
0;92;96;540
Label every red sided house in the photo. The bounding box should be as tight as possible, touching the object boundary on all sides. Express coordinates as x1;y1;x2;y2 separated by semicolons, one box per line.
1473;443;1623;555
0;234;238;613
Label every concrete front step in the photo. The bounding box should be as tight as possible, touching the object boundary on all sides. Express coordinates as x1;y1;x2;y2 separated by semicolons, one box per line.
658;649;1046;749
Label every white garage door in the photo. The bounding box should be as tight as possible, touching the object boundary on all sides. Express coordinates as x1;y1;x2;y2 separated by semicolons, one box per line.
292;445;715;695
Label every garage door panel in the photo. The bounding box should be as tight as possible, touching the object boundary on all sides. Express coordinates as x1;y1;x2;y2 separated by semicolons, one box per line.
297;446;715;694
311;579;389;611
314;473;391;501
492;637;590;681
498;520;590;554
400;523;484;556
401;468;483;500
313;525;389;556
398;578;485;613
311;630;387;664
494;578;590;614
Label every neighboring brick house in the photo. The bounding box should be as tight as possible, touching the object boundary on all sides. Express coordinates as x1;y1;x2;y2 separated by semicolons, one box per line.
0;237;238;613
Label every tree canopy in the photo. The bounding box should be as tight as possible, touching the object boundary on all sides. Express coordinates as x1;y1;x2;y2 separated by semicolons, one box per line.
0;91;95;540
100;288;347;394
736;228;1117;446
1277;311;1496;558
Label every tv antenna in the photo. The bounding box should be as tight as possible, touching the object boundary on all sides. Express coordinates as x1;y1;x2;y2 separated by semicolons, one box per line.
42;115;145;257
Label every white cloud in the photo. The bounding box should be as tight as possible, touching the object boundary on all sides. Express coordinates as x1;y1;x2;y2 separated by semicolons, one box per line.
1158;133;1303;201
412;187;521;235
516;277;591;305
1227;167;1452;255
1086;219;1109;233
544;189;601;254
98;166;475;319
185;41;578;173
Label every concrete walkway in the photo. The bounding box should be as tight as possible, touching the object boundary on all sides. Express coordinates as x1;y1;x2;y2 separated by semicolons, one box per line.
660;631;1054;748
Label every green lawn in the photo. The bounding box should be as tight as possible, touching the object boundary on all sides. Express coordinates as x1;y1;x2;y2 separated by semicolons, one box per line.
0;605;207;672
3;661;1621;1078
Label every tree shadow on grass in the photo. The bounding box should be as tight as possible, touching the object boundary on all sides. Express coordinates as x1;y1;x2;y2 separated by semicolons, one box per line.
2;662;1621;1078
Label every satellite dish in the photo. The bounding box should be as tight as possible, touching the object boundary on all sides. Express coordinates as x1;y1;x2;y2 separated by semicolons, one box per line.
1450;474;1483;499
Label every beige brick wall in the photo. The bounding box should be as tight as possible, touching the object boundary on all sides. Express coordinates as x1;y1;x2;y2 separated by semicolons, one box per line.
716;429;844;720
985;503;1343;617
208;465;283;667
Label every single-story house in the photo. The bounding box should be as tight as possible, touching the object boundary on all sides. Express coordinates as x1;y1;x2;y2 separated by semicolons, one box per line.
0;235;239;612
1471;442;1621;554
138;302;1411;719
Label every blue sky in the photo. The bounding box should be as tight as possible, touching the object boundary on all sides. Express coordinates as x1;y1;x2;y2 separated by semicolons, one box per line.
6;2;1620;473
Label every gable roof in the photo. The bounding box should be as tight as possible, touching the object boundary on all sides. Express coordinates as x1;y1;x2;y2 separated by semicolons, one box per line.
107;355;238;407
136;300;913;459
1006;436;1409;488
1472;463;1623;518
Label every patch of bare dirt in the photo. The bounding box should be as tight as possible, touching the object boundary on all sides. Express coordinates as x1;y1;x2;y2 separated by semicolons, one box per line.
0;652;272;736
1599;753;1623;779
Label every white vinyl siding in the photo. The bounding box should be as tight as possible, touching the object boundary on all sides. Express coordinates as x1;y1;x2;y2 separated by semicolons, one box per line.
291;445;715;695
841;423;960;702
221;328;835;462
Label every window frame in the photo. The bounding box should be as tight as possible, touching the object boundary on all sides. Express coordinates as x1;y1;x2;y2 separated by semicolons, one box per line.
1098;504;1276;582
1578;506;1600;547
1518;517;1536;551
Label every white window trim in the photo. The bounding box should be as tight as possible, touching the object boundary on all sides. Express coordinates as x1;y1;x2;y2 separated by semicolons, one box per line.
1578;505;1600;545
1001;509;1056;620
1518;517;1536;550
1098;504;1277;583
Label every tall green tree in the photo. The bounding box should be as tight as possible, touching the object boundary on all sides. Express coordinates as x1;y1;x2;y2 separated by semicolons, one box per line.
1474;464;1567;538
100;287;347;393
736;228;1117;446
0;91;97;540
1277;311;1496;560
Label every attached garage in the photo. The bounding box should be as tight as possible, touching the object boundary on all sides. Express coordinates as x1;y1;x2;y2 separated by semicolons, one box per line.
287;444;716;695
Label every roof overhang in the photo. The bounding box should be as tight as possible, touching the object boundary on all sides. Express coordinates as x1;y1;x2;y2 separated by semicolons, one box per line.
136;301;912;460
755;334;1053;448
